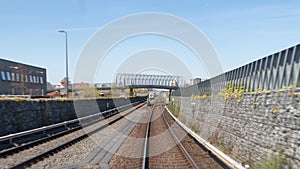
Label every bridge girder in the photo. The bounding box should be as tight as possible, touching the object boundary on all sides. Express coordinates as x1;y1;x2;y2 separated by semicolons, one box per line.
116;73;180;89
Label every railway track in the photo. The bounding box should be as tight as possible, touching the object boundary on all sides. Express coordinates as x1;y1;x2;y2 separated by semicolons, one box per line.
110;100;231;169
0;101;143;157
0;101;146;169
144;103;198;169
162;105;230;169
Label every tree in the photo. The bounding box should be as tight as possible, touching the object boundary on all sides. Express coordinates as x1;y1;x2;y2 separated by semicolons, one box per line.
81;86;100;98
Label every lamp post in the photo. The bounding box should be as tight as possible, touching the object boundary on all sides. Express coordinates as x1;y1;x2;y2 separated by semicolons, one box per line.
58;29;69;98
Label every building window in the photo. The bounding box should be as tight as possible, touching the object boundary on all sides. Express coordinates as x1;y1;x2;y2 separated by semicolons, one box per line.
40;77;43;84
20;74;24;82
6;72;11;81
16;73;20;82
36;76;40;83
29;75;33;83
25;75;28;83
11;73;15;81
33;76;36;83
1;71;6;80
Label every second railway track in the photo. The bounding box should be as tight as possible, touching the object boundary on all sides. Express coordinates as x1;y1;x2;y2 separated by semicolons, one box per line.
0;101;146;169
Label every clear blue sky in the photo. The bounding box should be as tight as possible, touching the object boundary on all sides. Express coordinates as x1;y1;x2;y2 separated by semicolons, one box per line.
1;0;300;84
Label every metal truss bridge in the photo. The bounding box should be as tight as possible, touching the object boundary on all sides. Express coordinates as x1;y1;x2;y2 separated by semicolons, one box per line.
115;73;180;90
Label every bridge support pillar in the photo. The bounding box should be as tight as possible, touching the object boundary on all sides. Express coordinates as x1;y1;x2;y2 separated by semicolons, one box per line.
130;88;134;96
169;89;172;102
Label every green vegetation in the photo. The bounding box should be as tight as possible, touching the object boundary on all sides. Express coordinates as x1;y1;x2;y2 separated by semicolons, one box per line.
81;86;100;98
288;83;296;89
216;140;232;155
191;93;208;101
178;113;186;124
0;96;137;103
0;97;28;101
208;135;233;155
217;83;246;103
253;102;260;106
256;87;263;93
168;104;200;133
167;101;181;117
272;107;278;113
190;122;200;133
252;151;285;169
264;89;271;94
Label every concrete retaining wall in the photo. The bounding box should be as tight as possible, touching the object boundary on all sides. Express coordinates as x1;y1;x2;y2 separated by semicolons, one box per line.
0;97;146;136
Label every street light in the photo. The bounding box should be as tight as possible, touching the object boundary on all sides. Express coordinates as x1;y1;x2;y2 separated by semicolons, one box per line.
58;29;69;98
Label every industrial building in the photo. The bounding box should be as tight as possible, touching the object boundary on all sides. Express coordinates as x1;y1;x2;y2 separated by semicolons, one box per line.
0;58;47;96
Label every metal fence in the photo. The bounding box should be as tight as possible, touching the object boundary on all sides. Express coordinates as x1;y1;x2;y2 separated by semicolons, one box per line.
175;44;300;96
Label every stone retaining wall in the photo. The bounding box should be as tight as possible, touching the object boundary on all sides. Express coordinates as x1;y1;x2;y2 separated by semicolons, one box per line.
0;97;146;136
172;90;299;169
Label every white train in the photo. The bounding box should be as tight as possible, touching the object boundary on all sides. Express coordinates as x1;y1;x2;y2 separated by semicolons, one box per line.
147;92;155;106
148;92;154;99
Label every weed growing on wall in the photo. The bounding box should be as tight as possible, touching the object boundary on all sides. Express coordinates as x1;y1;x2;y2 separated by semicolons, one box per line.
167;101;181;117
252;149;286;169
215;82;246;103
190;93;208;101
178;113;186;124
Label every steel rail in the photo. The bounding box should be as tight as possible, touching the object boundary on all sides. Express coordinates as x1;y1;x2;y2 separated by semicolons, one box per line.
0;100;145;157
8;102;146;169
141;104;155;169
0;101;142;143
160;104;200;169
165;105;245;169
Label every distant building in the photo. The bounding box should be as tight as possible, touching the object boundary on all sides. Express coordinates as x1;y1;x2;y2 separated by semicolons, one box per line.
46;90;62;98
95;83;112;88
189;78;202;85
0;58;47;96
73;82;89;90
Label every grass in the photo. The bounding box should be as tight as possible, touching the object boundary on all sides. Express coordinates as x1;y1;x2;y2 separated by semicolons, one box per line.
191;93;208;101
217;141;232;155
178;114;186;124
191;123;200;133
252;152;285;169
167;102;181;117
210;138;232;155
